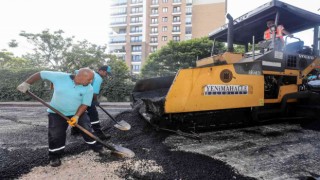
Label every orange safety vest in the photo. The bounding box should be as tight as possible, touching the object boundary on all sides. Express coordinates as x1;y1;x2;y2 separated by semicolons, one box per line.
264;25;285;41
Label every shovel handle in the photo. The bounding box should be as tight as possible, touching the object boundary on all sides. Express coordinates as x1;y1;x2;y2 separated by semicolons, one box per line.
26;91;116;151
97;104;121;125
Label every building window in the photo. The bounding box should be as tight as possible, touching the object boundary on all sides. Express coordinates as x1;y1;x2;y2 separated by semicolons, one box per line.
173;36;180;42
173;16;180;22
162;7;168;13
151;0;158;5
151;46;157;52
173;26;180;32
162;36;167;41
186;0;192;4
173;6;181;13
173;0;181;3
162;0;168;3
132;45;142;52
150;36;158;43
151;27;158;34
130;36;142;42
162;17;168;22
185;27;192;34
151;18;158;24
162;26;168;32
132;65;140;72
130;26;142;33
130;16;143;23
132;55;142;62
131;7;143;14
151;8;158;14
186;17;192;24
186;7;192;15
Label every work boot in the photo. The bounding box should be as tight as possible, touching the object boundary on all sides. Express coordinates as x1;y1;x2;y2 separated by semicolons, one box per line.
50;158;61;167
95;129;111;141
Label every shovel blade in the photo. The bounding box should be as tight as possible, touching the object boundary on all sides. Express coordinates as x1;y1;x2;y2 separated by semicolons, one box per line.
112;145;135;158
114;120;131;131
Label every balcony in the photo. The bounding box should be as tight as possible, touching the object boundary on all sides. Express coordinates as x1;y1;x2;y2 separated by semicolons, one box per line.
130;30;142;33
110;21;127;27
130;0;143;6
110;12;127;16
172;11;181;15
150;2;159;7
130;11;143;15
110;49;126;54
109;40;126;44
173;0;181;5
130;21;143;25
130;39;142;43
172;31;181;35
172;20;181;25
186;12;192;15
109;31;127;36
111;1;127;6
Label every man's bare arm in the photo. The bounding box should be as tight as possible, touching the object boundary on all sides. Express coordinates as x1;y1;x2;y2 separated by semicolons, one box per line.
75;105;88;117
25;72;42;84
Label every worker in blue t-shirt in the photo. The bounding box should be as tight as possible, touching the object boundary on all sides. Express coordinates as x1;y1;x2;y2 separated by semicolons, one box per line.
17;68;109;167
72;65;112;140
88;65;112;140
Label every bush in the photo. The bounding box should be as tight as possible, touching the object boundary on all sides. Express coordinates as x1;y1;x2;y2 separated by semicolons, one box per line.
0;68;52;101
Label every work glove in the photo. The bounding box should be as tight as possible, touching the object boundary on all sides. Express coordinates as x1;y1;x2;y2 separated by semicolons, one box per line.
67;115;79;127
92;101;100;106
17;82;31;93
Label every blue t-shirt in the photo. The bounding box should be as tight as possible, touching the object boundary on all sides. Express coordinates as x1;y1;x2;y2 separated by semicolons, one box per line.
92;72;103;94
40;71;93;116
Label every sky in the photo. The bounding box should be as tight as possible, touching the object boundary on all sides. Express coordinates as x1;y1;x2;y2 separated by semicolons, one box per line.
0;0;319;56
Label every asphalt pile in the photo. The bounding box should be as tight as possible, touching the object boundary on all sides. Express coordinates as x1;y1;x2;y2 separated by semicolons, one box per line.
103;103;255;179
1;103;255;179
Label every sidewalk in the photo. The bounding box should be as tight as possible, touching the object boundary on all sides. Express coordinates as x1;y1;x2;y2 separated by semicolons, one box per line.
0;102;131;108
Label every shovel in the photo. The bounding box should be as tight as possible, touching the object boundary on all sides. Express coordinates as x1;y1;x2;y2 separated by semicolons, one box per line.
97;104;131;131
26;90;135;158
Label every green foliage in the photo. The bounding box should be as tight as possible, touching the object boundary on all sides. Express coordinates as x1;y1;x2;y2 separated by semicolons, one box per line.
0;51;33;69
8;39;18;48
0;69;52;101
100;58;134;102
19;29;73;70
63;40;113;72
1;29;135;102
141;37;224;78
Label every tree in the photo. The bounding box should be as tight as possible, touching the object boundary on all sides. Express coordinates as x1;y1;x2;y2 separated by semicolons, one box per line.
19;29;73;70
0;50;31;69
100;58;133;102
141;37;225;78
8;39;18;48
62;40;110;72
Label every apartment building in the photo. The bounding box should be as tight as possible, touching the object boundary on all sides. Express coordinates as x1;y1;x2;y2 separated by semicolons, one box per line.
109;0;226;74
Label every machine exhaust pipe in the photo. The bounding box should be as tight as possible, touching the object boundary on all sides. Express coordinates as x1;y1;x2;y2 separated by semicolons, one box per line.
226;13;234;52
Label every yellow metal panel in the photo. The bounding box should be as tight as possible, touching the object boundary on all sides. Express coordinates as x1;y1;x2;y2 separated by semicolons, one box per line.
164;64;264;113
222;52;243;64
302;57;320;77
264;84;298;103
196;52;243;67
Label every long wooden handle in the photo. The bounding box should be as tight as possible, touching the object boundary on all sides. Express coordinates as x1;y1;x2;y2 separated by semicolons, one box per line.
97;104;120;125
26;90;116;151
